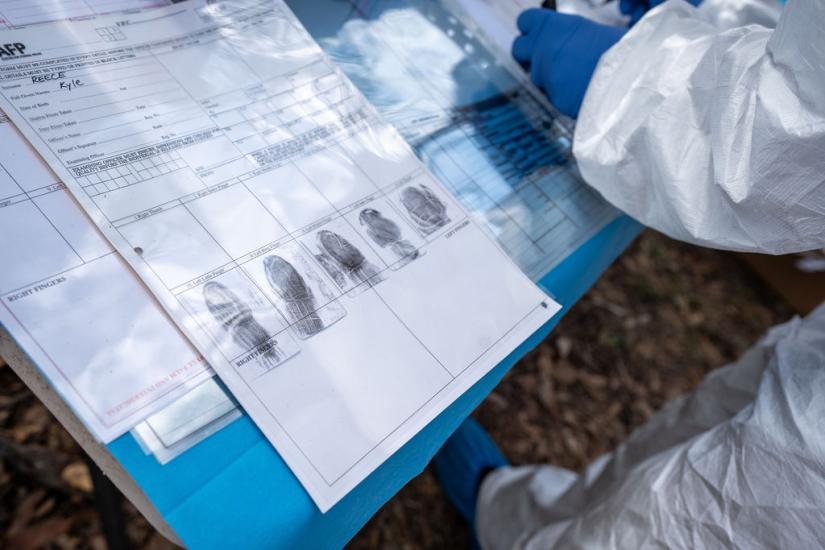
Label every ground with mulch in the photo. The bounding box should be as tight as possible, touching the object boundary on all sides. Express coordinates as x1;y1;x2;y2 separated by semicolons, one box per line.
0;230;793;549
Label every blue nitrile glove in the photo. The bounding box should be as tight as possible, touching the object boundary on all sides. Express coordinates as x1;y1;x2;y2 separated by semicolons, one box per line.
432;418;507;526
620;0;704;26
512;9;626;118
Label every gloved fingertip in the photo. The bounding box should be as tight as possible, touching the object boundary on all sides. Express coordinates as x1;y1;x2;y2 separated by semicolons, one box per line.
511;34;533;64
516;8;545;33
618;0;636;16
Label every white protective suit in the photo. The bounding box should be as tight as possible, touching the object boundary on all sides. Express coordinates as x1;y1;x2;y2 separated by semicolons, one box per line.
573;0;825;254
477;304;825;548
476;1;825;548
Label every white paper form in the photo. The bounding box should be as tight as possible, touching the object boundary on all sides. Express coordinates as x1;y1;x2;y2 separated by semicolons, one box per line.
0;113;213;442
0;1;559;510
0;0;239;452
0;0;172;29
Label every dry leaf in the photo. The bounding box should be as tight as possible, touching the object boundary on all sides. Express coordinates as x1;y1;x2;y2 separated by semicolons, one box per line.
61;462;93;493
485;391;508;410
7;489;46;538
12;404;51;443
6;516;73;550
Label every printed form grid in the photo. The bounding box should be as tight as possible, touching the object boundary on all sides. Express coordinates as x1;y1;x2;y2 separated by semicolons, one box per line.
0;5;495;483
0;120;207;430
0;2;554;493
0;0;172;29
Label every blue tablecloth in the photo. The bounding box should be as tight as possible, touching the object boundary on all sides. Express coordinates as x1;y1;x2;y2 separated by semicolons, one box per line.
108;215;641;549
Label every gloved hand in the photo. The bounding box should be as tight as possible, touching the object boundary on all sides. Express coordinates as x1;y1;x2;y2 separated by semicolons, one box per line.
620;0;703;26
512;9;626;118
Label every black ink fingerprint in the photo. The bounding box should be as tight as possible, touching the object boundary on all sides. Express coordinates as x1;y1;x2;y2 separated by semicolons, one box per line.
203;281;283;369
399;184;450;234
263;255;325;338
359;208;419;262
317;229;383;288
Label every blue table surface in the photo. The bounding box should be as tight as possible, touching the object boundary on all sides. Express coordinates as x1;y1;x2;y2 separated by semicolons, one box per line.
108;215;641;549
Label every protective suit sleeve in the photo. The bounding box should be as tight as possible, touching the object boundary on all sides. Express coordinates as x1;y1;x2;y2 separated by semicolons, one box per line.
572;0;825;254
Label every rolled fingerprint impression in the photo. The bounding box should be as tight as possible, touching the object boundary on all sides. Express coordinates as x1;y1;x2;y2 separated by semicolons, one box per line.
400;184;450;234
358;208;419;262
203;281;283;368
314;251;347;289
317;229;382;287
263;255;325;338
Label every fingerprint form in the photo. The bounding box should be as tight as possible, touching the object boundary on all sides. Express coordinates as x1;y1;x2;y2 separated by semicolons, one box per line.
203;281;284;369
400;184;450;235
263;255;325;338
359;208;419;264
